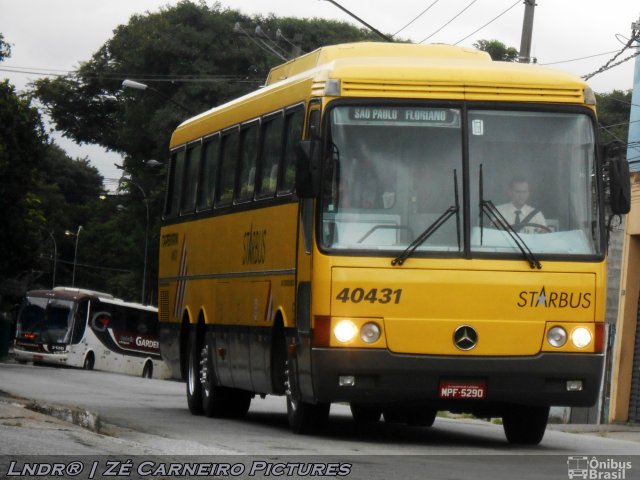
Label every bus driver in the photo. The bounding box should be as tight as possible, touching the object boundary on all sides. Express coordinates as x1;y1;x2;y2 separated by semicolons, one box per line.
497;177;547;233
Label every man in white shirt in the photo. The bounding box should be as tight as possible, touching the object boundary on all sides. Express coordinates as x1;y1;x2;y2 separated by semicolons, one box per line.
497;178;547;233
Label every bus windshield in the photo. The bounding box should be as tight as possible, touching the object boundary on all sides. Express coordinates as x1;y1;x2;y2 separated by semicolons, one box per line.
321;104;601;259
16;296;75;344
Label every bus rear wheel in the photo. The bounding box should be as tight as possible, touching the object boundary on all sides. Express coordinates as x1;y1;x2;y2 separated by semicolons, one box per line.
201;341;251;418
502;405;549;445
186;330;204;415
142;361;153;379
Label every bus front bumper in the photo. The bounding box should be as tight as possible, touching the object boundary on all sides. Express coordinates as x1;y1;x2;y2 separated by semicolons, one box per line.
13;349;68;365
311;349;603;408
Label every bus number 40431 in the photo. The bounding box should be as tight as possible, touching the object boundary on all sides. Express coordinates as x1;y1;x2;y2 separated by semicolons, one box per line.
335;287;402;304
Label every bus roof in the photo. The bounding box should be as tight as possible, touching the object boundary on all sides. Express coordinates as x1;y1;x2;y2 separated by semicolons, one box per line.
25;287;157;312
170;42;592;148
264;42;491;85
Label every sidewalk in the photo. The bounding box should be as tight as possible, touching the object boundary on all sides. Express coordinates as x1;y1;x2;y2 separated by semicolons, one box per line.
547;422;640;444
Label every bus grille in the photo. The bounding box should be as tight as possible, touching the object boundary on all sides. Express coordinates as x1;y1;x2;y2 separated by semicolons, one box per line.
317;80;584;103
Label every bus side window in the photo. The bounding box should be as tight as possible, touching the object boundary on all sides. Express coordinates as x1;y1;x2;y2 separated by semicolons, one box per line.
236;122;259;203
216;128;239;207
181;142;202;215
197;135;220;210
256;113;284;199
165;148;186;218
278;108;305;194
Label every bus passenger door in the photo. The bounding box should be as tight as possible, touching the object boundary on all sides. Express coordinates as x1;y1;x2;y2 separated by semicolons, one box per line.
293;103;321;402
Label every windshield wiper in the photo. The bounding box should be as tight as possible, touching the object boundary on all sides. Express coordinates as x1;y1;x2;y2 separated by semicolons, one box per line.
392;170;460;266
478;165;542;270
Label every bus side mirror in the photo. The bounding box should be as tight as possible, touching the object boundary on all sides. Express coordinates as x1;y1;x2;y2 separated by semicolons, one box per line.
604;142;631;215
296;140;321;198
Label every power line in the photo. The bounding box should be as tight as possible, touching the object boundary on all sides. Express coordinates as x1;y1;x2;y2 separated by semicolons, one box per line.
582;31;640;81
0;66;263;84
540;50;621;66
233;23;288;61
323;0;392;42
419;0;479;44
392;0;440;38
454;0;520;46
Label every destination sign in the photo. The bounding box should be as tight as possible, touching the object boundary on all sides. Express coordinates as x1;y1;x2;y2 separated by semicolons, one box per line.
344;107;460;127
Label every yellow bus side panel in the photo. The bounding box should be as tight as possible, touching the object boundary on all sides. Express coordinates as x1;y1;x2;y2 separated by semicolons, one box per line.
158;203;298;328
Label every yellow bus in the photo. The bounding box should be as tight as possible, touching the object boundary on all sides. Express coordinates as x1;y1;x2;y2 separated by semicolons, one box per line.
157;42;630;445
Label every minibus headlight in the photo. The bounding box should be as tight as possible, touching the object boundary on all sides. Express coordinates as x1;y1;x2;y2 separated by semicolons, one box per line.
360;322;381;344
547;326;567;348
571;327;592;349
334;320;358;343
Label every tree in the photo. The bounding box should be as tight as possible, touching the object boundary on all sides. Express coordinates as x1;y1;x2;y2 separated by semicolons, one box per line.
0;80;48;283
473;39;519;62
0;33;10;61
29;2;381;303
32;2;379;175
595;90;632;146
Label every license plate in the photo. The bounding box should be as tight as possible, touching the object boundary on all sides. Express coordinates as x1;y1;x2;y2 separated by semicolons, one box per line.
438;381;486;400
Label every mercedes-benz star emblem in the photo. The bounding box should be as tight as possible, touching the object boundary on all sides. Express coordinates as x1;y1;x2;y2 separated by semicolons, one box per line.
454;325;478;351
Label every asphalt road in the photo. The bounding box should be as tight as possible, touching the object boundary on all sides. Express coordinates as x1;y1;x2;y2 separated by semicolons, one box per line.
1;362;639;479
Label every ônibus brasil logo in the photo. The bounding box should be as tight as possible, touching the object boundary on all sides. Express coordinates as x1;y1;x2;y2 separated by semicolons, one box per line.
567;456;632;479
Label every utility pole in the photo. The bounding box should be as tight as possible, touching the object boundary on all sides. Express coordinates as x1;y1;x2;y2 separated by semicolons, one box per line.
519;0;537;63
627;16;640;172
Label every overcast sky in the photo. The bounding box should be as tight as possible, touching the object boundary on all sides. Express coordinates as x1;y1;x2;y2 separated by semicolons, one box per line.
1;0;639;183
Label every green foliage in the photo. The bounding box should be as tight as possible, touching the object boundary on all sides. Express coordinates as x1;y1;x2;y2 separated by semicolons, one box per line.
31;2;379;174
0;33;11;61
26;2;380;304
0;80;48;280
473;39;519;62
595;90;632;145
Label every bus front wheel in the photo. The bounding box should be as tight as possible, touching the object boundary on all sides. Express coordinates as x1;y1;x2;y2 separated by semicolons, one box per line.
502;405;549;445
350;403;382;424
285;360;329;433
83;353;94;371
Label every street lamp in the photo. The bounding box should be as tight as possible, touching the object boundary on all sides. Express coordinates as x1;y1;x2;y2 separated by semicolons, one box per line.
119;179;149;305
47;231;57;288
65;226;83;287
121;79;196;116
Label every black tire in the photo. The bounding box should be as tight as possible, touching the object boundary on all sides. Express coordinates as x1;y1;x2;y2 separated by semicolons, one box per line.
350;403;382;424
405;407;437;427
502;405;549;445
382;406;407;424
83;353;94;371
201;340;251;418
142;361;153;379
285;359;329;433
270;323;287;395
186;329;204;415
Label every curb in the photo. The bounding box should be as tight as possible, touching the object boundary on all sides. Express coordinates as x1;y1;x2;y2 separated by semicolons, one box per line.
0;391;102;434
24;401;102;433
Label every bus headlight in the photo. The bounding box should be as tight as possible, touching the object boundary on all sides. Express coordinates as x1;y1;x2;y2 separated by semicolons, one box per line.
571;327;592;349
547;326;567;348
334;320;358;343
360;322;381;344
